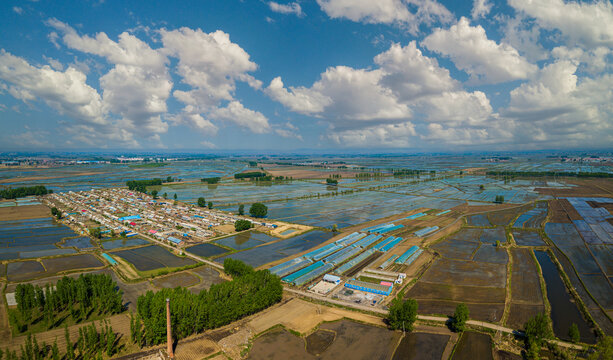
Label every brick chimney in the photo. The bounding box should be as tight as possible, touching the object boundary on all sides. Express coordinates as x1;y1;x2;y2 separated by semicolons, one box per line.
166;298;174;359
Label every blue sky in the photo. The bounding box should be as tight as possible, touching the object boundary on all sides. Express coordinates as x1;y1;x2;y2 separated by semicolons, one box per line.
0;0;612;151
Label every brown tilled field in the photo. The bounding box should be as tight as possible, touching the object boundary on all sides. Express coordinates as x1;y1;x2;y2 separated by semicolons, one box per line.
548;199;572;223
535;178;613;197
417;300;505;323
0;204;50;221
407;282;506;303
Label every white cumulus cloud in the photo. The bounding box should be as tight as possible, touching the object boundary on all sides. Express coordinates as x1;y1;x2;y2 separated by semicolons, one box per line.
509;0;613;48
422;17;537;84
471;0;492;19
317;0;453;34
268;2;303;17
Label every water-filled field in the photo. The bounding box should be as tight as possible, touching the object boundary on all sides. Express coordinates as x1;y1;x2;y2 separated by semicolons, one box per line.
101;237;150;250
512;230;546;246
0;160;246;192
215;231;278;250
112;245;197;272
215;230;334;268
7;260;46;282
0;217;80;260
159;180;335;206
261;191;463;228
186;243;229;258
42;254;104;273
535;251;596;343
61;237;94;249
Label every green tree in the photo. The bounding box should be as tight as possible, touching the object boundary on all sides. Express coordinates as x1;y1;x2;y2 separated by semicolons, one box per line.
208;201;213;209
387;298;418;331
568;323;580;343
89;227;102;239
65;325;74;360
249;203;268;218
588;335;613;360
197;197;206;208
479;184;485;190
238;204;244;215
524;313;552;359
173;193;177;200
451;303;469;332
163;192;168;199
151;190;159;199
51;338;59;360
234;220;252;232
51;207;62;219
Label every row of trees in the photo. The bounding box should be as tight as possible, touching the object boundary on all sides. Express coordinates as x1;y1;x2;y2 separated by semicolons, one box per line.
234;172;267;179
201;177;220;184
387;298;468;333
126;179;163;193
11;274;123;333
494;195;505;203
132;259;282;347
486;170;613;178
326;178;338;185
0;185;49;199
1;321;119;360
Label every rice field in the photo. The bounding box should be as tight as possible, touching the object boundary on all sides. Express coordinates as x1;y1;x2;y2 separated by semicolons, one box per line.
0;217;80;260
186;243;229;258
112;245;197;272
215;231;278;250
215;230;335;268
101;237;150;250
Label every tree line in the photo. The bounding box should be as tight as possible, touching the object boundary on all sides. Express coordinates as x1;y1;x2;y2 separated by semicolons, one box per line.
131;259;282;347
486;170;613;178
0;185;50;199
201;177;220;184
234;172;267;179
125;179;163;193
11;274;123;333
1;321;119;360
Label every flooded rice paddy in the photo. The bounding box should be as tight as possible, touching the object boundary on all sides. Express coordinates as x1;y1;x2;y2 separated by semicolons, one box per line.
5;254;104;282
534;251;596;343
112;245;197;272
0;217;80;260
186;242;229;258
215;230;334;268
215;231;278;250
60;237;94;249
101;237;150;250
0;160;246;192
512;230;546;246
42;254;103;273
507;248;544;330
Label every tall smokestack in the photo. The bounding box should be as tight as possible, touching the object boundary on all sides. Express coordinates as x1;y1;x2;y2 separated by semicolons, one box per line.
166;298;174;359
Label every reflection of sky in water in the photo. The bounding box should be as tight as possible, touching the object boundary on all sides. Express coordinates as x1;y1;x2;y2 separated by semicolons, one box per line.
215;230;334;268
0;161;246;192
215;231;277;250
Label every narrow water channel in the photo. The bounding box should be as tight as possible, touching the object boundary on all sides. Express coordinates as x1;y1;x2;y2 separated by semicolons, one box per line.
534;250;596;343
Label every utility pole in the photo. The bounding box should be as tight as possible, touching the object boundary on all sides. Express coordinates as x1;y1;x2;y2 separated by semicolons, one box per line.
167;298;174;359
